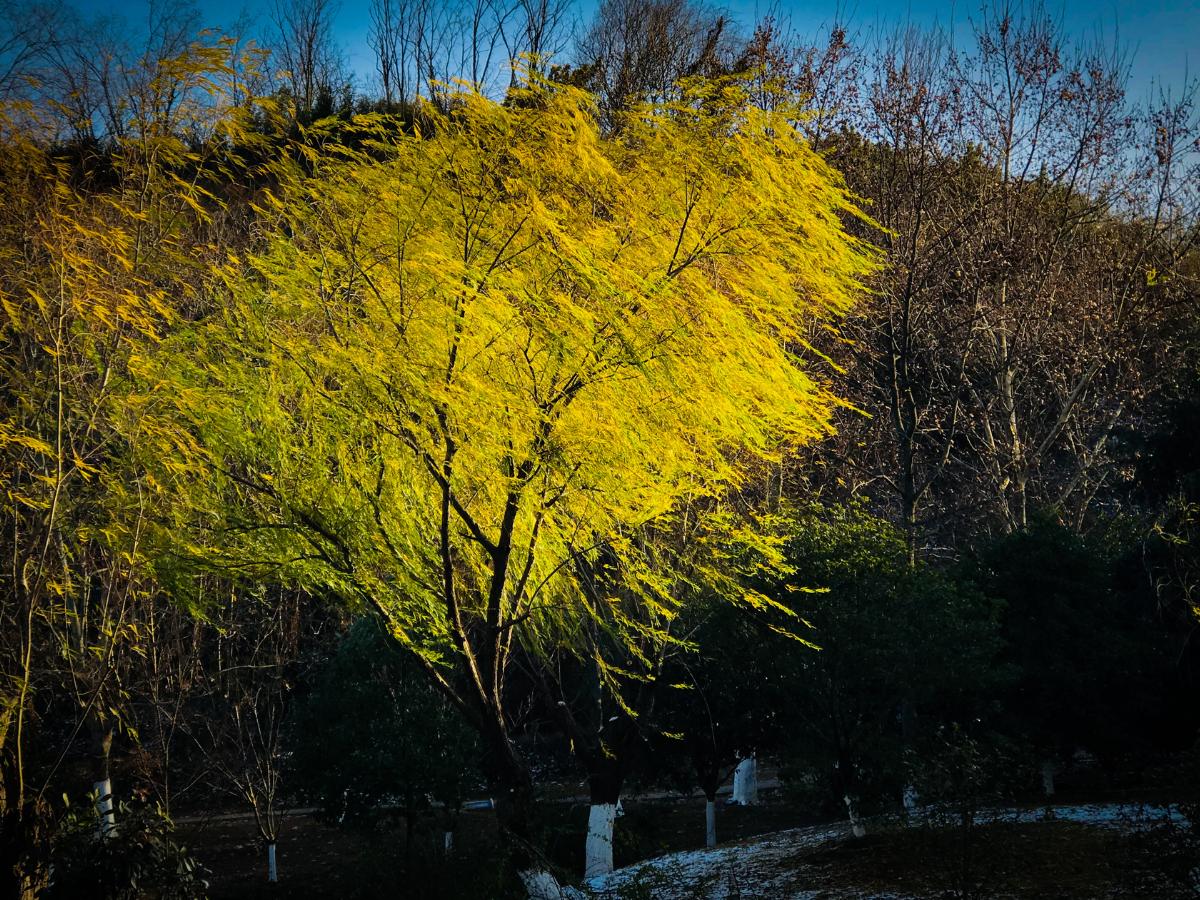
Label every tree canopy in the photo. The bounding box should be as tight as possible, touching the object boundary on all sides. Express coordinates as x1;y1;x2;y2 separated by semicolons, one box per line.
148;75;876;723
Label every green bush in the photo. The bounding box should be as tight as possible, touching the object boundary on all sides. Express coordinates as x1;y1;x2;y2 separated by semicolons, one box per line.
47;797;208;900
288;617;481;832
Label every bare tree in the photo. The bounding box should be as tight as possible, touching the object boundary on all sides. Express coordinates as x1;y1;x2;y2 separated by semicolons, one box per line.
949;3;1142;533
0;0;66;101
577;0;732;127
792;3;1196;551
29;0;206;142
734;15;862;147
269;0;345;120
189;588;306;885
508;0;573;78
456;0;514;93
849;25;981;557
369;0;406;108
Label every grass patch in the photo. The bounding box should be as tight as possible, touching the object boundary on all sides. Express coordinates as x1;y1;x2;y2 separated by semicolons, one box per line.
794;819;1190;898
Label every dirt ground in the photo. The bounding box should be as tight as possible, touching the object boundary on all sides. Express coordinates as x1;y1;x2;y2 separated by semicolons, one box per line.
176;793;824;898
780;820;1189;899
176;792;1193;899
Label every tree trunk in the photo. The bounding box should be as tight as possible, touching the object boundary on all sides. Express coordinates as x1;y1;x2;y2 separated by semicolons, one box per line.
584;803;617;882
899;701;918;814
901;440;919;567
695;762;723;850
266;841;278;883
93;778;115;837
480;721;573;898
844;794;866;838
441;801;460;856
583;767;622;880
1041;759;1056;797
520;868;576;900
731;756;757;805
89;717;115;836
491;765;540;883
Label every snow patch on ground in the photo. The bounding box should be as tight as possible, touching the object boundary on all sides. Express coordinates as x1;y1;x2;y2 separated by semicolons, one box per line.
585;802;1185;899
1004;802;1183;828
587;819;858;899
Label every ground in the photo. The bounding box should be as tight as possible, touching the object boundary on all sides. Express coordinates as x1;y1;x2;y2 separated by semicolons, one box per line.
590;804;1192;899
176;795;1196;899
176;794;819;899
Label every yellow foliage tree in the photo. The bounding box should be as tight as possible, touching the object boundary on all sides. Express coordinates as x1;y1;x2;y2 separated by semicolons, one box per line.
147;74;876;888
0;40;270;898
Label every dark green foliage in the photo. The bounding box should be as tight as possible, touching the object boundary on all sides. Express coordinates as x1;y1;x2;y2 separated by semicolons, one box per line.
1132;350;1200;676
654;592;784;799
287;618;481;826
909;724;1016;825
656;502;1003;811
906;725;1018;899
976;516;1178;768
47;799;208;900
765;503;1003;810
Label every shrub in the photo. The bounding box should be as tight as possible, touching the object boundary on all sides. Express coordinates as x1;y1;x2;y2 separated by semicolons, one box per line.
47;796;208;900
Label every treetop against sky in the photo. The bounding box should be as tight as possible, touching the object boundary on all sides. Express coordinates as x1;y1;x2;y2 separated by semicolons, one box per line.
65;0;1199;105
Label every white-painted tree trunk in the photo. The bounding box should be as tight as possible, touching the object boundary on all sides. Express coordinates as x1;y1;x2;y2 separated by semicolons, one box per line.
93;778;116;835
844;794;866;838
731;756;758;805
903;784;919;813
705;798;717;848
444;830;454;853
583;802;617;880
336;787;349;824
267;842;278;883
1041;759;1056;797
519;868;581;899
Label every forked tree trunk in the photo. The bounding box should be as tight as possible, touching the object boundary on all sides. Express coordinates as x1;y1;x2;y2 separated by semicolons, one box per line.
480;721;577;898
731;756;757;805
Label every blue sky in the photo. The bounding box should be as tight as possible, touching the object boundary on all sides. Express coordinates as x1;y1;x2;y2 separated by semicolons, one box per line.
770;0;1197;103
71;0;1197;103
